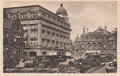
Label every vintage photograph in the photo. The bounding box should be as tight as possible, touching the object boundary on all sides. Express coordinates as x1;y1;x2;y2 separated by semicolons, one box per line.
3;1;117;73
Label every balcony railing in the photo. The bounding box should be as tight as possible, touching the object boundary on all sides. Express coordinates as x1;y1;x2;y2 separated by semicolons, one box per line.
30;38;37;41
23;30;28;32
30;29;38;32
23;38;28;41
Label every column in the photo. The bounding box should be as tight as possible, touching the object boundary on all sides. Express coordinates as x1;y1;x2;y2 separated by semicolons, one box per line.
37;20;42;47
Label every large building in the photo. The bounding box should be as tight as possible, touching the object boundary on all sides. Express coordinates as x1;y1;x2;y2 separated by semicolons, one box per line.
4;4;72;57
3;16;24;68
74;26;117;59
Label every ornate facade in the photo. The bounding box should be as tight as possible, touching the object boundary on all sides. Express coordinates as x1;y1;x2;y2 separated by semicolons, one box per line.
4;4;72;57
74;26;117;58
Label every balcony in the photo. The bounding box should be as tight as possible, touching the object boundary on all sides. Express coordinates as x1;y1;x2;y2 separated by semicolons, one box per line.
41;15;71;31
23;38;28;41
30;29;38;32
23;29;28;32
30;38;37;41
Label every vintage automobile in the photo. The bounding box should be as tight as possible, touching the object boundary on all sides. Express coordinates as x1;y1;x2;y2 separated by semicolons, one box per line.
24;60;35;68
105;62;117;73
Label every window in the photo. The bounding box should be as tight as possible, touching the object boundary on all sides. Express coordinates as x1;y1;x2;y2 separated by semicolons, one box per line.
24;35;28;41
4;51;9;57
87;43;90;47
12;16;16;19
36;42;38;46
104;44;106;47
42;13;46;17
25;15;27;18
109;42;112;44
4;47;8;51
56;34;59;37
25;43;28;46
60;42;62;47
47;40;50;43
52;40;55;44
4;33;9;44
19;15;22;19
34;42;36;46
42;30;46;34
42;38;45;43
32;14;38;18
93;43;96;47
56;41;58;45
30;36;37;41
48;15;51;19
14;38;17;42
64;36;66;38
60;35;63;38
64;42;66;47
47;31;50;35
33;15;36;18
66;37;69;40
113;42;116;45
52;33;55;36
23;52;27;56
43;51;46;55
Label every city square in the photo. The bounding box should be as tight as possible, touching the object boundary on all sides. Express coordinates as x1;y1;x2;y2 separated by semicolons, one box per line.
3;1;117;73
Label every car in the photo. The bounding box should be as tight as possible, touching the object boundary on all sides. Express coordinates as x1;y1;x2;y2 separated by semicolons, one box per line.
24;60;34;68
100;62;105;66
105;62;117;73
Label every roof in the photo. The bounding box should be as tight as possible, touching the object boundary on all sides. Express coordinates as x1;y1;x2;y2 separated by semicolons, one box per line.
86;27;112;36
79;27;113;40
4;5;40;14
4;5;68;24
3;18;13;29
56;4;68;16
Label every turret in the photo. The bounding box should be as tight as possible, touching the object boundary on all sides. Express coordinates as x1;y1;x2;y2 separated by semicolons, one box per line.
56;3;69;22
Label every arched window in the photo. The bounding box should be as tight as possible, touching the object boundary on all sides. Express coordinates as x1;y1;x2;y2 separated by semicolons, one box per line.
30;51;37;57
43;51;46;55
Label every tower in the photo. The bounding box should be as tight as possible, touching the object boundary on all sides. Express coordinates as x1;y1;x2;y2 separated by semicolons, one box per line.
56;3;69;22
75;33;79;42
83;27;86;34
87;28;89;33
105;25;107;30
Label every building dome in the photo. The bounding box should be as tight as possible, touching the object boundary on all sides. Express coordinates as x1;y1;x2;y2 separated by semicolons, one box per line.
56;3;68;16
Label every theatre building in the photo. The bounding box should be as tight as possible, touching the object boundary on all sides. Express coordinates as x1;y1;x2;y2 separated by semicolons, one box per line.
4;4;72;58
74;26;117;58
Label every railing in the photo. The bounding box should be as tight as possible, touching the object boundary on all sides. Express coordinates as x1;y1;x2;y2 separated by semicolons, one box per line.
23;38;28;41
30;29;38;32
30;38;37;41
23;30;28;32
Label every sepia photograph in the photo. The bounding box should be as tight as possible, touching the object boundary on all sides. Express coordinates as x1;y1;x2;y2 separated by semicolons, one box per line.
3;1;117;73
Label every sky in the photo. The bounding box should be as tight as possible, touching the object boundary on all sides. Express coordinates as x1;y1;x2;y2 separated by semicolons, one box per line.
3;1;117;41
